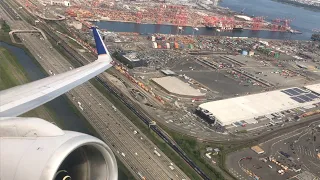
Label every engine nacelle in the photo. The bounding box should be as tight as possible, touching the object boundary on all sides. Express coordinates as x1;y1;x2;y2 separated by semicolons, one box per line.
0;117;118;180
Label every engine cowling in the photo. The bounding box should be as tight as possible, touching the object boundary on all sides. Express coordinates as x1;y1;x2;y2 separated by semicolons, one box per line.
0;117;118;180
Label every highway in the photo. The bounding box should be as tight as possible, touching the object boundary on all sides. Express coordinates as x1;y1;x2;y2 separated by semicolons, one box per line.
0;1;190;180
41;16;212;180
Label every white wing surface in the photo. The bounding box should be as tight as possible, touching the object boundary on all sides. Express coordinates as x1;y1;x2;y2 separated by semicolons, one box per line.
0;27;112;117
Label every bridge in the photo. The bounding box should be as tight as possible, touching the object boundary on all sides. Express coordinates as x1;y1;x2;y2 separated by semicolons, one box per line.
9;26;47;43
35;12;65;21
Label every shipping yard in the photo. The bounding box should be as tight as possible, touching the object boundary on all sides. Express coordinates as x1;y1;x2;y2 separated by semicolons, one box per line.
1;0;320;179
20;0;304;34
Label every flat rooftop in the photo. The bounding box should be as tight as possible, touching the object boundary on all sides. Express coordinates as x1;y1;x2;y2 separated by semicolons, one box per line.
152;76;205;97
122;52;140;62
161;69;176;76
199;86;320;126
305;83;320;94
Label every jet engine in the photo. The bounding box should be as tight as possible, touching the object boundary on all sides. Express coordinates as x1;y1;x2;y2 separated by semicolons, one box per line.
0;117;118;180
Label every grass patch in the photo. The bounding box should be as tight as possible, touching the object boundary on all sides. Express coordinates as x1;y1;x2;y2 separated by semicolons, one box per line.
0;47;28;89
67;38;83;49
0;45;58;121
13;33;22;43
236;130;248;134
1;20;11;32
0;31;13;44
166;129;227;180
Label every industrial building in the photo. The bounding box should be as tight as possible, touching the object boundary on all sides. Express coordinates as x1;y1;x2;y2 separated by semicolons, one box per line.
305;84;320;94
115;52;146;68
41;0;70;6
198;85;320;126
161;69;176;76
151;76;205;97
251;146;265;154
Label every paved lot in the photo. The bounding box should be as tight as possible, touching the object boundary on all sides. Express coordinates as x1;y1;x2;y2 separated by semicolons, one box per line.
181;70;263;97
226;120;320;180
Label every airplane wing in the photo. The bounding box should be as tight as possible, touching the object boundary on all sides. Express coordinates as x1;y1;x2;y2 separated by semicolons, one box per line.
0;27;118;180
0;27;113;117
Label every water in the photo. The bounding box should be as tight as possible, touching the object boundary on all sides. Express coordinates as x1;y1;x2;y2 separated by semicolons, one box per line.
0;41;90;133
219;0;320;40
96;20;301;40
95;0;320;40
0;42;129;180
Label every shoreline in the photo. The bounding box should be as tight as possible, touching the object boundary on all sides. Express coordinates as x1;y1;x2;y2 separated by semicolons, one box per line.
90;19;200;28
273;0;320;11
92;21;306;41
89;19;302;35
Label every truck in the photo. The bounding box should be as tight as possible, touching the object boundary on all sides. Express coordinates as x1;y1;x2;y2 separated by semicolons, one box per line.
154;150;161;157
205;153;212;159
169;165;175;170
279;151;290;158
137;172;146;180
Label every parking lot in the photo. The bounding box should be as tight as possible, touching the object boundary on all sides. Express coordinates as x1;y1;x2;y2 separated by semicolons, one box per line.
226;120;320;180
182;70;263;97
155;109;215;135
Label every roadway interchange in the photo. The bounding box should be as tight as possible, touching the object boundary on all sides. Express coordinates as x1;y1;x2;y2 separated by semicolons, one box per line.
0;1;190;180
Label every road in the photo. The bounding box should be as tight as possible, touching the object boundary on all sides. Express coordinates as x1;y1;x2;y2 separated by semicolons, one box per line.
226;120;320;180
0;1;189;179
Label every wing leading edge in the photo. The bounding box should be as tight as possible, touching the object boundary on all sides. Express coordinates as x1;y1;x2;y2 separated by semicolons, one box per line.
0;27;113;117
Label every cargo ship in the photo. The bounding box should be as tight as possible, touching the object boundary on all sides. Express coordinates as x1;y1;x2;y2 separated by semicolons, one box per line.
288;29;302;34
205;24;222;30
311;33;320;41
205;24;214;29
205;22;223;30
233;25;244;31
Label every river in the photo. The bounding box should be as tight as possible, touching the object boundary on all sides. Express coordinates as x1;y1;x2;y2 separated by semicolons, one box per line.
0;42;128;180
95;0;320;40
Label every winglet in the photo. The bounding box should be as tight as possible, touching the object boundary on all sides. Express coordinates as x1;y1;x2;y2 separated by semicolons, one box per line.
91;27;108;55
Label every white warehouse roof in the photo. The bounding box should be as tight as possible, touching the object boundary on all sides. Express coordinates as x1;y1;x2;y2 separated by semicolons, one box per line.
199;86;320;126
305;84;320;94
152;76;205;97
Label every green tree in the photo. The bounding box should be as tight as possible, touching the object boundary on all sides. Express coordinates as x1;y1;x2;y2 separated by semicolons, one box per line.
1;20;11;32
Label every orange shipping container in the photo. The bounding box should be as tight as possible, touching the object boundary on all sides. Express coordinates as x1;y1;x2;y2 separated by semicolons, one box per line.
174;42;179;49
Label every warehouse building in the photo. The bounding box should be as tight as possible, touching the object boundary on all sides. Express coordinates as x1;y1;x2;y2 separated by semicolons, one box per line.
305;84;320;95
115;52;146;68
251;146;265;154
198;85;320;126
151;76;205;98
161;69;176;76
42;0;70;6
